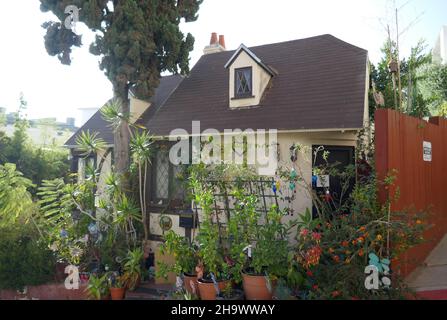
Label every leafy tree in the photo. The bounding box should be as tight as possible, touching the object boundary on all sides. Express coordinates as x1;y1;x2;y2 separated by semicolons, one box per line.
420;63;447;116
370;40;432;119
401;40;432;118
0;163;36;228
39;0;203;177
0;108;6;127
0;94;70;190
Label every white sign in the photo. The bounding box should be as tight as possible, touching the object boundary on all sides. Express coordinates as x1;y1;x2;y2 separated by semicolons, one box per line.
317;175;330;188
423;141;432;162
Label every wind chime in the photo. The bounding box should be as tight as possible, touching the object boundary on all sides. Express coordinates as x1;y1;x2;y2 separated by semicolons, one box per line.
271;144;300;217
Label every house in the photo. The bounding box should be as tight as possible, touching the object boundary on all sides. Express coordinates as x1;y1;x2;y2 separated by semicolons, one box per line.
433;26;447;64
65;33;370;254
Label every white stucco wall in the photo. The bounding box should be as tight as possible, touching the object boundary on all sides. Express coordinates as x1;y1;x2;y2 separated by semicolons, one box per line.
130;97;151;123
148;130;359;243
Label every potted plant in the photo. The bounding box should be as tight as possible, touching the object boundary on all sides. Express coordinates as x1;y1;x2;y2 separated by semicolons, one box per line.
157;231;200;297
241;206;290;300
121;248;143;291
192;183;232;300
86;274;110;300
109;274;126;300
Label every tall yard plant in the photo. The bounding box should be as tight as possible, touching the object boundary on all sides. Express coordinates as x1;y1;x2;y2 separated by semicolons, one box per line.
130;129;155;244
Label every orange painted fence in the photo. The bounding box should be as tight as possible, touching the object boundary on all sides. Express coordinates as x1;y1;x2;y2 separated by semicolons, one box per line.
375;109;447;277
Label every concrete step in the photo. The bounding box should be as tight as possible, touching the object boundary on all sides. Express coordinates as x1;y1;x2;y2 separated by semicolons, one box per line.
125;281;175;300
406;234;447;293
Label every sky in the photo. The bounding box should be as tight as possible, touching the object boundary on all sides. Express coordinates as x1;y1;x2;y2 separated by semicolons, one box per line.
0;0;446;126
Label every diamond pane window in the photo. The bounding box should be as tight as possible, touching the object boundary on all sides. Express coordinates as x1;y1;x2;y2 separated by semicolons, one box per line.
235;67;252;97
155;150;169;200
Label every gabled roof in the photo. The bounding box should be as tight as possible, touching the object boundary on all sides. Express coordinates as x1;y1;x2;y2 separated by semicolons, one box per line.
64;75;183;147
144;34;368;136
224;44;276;76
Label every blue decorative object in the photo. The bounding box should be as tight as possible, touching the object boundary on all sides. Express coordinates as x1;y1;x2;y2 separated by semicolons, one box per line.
368;253;391;274
272;182;277;193
312;175;318;188
290;169;298;180
289;181;296;191
210;273;220;296
60;229;68;238
88;223;98;235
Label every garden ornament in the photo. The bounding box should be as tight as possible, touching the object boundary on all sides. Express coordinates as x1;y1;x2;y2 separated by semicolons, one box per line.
312;175;318;188
324;190;332;202
242;245;253;258
210;273;221;296
290;169;298;180
368;253;390;274
289;181;296;191
176;276;183;290
290;144;298;162
88;222;98;235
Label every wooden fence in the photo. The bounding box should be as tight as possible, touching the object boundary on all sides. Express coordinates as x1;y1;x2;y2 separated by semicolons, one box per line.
375;109;447;277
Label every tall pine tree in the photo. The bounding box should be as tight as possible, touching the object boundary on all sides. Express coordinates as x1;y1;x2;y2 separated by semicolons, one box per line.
40;0;202;175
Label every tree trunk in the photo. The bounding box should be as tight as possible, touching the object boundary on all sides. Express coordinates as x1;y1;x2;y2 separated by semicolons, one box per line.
113;86;131;184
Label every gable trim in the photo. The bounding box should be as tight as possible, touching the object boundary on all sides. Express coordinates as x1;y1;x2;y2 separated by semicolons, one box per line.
224;44;276;76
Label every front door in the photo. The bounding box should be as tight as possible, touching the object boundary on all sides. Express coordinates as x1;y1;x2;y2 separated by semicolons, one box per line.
312;145;355;218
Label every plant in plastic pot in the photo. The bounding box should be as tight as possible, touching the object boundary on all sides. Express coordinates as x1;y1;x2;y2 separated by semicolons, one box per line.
156;230;199;297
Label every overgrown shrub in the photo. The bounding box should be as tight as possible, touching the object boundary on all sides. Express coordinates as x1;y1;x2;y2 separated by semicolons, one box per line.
0;225;57;290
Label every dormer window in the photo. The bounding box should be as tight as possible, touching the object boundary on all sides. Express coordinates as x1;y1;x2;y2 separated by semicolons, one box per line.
235;67;253;98
225;44;275;108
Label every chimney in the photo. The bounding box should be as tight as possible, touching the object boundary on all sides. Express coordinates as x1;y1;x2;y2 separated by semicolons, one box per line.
203;32;226;55
219;35;226;49
210;32;218;45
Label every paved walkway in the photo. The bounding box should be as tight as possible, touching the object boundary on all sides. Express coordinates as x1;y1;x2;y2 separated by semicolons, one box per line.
406;234;447;299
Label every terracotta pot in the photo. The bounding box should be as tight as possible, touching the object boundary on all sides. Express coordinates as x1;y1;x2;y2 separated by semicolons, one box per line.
197;279;231;301
242;271;275;300
183;273;200;297
110;287;126;300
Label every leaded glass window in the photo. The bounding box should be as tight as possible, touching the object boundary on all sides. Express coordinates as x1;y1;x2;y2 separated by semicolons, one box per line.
235;67;253;97
155;149;169;200
152;147;188;206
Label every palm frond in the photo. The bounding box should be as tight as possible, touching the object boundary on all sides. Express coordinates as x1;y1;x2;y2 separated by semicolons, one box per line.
101;98;130;132
75;130;107;157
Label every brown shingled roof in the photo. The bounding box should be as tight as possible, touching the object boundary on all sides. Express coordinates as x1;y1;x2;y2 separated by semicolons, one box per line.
64;75;184;147
145;34;368;136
